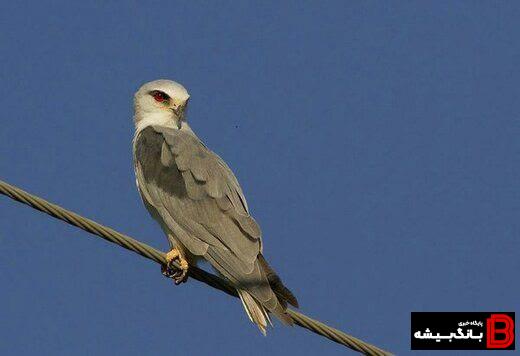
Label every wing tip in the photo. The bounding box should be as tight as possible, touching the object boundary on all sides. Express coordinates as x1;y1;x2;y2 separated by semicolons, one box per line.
257;254;300;309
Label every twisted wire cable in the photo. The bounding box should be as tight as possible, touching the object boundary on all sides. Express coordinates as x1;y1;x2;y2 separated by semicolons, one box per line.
0;178;391;356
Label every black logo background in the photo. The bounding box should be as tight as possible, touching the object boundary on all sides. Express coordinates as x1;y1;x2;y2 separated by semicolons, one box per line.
411;312;515;350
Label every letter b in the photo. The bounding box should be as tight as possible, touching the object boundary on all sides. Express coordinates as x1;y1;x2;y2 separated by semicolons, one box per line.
487;314;514;349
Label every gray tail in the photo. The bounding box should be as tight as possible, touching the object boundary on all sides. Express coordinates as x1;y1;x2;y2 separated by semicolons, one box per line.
237;255;299;335
237;289;272;335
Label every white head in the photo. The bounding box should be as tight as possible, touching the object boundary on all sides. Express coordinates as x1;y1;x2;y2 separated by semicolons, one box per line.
134;79;190;131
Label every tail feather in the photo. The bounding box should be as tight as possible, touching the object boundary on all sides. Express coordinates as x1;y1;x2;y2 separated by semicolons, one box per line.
238;289;271;335
237;255;298;334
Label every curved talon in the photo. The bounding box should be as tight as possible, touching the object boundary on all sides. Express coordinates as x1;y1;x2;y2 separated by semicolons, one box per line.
172;270;187;284
161;264;174;278
162;247;189;284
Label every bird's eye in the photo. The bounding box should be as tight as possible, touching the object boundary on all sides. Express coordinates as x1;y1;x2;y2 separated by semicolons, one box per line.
151;90;169;103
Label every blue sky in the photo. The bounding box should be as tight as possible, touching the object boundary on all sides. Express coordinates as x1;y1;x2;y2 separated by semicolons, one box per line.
0;2;518;355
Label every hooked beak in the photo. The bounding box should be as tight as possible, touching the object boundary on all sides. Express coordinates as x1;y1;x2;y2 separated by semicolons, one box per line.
171;101;186;119
171;105;182;117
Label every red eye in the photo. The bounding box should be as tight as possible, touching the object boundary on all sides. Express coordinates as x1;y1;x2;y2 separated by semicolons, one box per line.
152;91;168;103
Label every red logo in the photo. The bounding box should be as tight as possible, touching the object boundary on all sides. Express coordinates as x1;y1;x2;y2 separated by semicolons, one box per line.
486;314;515;349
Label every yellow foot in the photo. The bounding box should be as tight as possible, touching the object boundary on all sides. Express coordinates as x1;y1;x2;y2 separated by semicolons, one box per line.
161;247;189;285
165;248;180;263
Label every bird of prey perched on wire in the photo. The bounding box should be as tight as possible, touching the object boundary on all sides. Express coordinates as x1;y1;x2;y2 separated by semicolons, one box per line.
132;79;298;334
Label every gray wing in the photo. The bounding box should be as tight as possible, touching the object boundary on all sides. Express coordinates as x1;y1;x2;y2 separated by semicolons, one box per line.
134;126;282;312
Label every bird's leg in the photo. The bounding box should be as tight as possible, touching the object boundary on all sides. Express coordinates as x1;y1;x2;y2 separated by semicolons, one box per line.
161;247;189;285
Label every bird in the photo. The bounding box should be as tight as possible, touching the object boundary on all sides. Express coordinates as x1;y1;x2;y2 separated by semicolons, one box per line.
132;79;298;334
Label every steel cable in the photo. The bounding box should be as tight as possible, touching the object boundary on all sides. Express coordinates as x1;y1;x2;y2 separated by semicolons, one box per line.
0;178;391;355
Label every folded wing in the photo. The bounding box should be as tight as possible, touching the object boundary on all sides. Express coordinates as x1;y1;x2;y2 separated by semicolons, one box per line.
134;126;294;325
